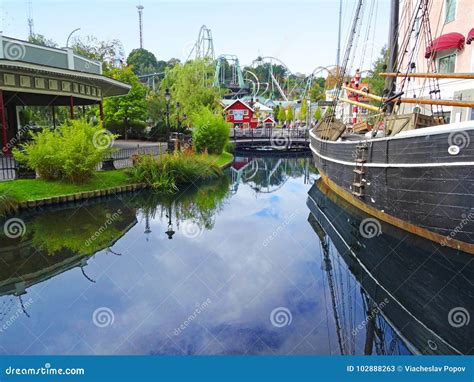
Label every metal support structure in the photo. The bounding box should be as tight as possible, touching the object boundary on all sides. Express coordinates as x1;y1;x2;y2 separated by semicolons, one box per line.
0;90;9;154
137;5;144;49
99;101;104;123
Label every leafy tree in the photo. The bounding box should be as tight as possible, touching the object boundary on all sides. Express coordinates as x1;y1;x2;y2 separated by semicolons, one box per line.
28;33;58;48
127;48;160;75
71;36;124;72
277;107;286;123
161;59;220;120
103;66;147;139
314;106;322;121
273;105;280;122
298;100;308;120
365;46;389;100
286;106;293;123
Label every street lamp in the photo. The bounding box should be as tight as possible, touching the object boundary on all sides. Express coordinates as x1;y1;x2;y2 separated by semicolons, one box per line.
66;28;81;48
164;88;172;152
176;102;181;133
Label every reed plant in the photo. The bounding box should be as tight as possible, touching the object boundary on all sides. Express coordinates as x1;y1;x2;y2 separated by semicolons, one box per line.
128;151;222;193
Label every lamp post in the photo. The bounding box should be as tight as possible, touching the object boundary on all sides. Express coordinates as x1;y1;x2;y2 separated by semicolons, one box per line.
164;88;172;152
176;102;181;133
66;28;81;48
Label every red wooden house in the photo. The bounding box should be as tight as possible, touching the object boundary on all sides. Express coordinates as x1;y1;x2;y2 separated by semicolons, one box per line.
224;99;258;129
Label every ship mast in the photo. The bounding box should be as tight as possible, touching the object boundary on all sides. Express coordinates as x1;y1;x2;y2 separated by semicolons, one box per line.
384;0;399;113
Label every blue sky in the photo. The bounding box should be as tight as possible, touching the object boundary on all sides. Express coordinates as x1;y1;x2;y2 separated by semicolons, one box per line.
0;0;390;74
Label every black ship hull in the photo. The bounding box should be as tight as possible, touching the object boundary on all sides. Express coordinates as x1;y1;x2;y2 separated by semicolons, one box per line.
306;179;473;354
310;123;474;254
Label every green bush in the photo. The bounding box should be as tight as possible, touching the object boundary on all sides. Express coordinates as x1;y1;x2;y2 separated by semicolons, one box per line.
191;107;230;154
224;141;235;154
13;119;117;183
128;152;222;193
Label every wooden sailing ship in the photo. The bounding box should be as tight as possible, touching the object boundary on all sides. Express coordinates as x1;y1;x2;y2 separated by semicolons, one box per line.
310;0;474;254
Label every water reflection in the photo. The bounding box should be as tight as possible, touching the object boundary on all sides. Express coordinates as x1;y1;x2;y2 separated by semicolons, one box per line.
307;179;473;355
0;156;471;355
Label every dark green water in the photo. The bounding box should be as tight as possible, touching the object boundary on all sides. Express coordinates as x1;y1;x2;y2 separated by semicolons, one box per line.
0;155;471;355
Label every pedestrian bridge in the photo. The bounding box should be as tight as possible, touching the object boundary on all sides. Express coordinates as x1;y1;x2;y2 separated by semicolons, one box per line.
229;127;310;154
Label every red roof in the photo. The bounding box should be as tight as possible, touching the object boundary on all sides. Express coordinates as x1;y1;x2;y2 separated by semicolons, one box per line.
425;32;465;58
224;99;254;112
467;28;474;45
264;117;275;123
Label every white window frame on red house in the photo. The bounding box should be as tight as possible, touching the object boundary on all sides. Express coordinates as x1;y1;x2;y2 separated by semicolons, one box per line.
243;110;249;116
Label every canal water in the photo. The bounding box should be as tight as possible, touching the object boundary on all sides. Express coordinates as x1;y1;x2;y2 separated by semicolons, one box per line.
0;155;471;355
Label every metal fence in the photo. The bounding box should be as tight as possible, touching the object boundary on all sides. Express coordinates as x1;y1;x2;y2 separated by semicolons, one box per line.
230;127;309;140
0;155;17;181
102;145;164;170
0;145;165;181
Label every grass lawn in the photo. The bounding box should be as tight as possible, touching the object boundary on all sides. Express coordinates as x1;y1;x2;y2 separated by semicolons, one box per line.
0;170;131;203
0;152;233;204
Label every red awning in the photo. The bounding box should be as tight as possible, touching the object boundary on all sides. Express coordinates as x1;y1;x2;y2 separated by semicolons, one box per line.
467;28;474;45
425;32;465;58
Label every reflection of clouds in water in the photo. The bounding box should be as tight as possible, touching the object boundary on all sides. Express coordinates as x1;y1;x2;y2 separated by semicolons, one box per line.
0;163;336;355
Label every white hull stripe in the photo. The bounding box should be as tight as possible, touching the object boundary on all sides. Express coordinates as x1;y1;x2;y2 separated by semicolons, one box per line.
310;144;474;168
309;122;474;144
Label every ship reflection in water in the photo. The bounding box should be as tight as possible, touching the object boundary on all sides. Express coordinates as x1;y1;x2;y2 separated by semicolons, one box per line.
307;178;473;355
0;156;471;355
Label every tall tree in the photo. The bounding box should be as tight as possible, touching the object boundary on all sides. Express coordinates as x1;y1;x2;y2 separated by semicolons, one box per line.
127;48;159;75
314;106;322;121
277;107;286;124
298;99;308;120
160;58;219;120
71;36;124;72
103;66;147;139
365;46;389;99
286;106;293;123
28;33;58;48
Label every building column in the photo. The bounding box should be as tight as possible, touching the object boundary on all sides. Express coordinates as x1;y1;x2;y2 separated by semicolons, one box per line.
0;90;9;154
69;96;75;119
51;104;57;129
99;101;104;124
